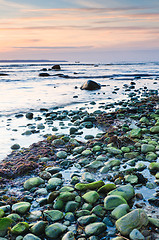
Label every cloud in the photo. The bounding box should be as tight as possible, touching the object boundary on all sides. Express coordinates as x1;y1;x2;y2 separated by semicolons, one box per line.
13;46;93;49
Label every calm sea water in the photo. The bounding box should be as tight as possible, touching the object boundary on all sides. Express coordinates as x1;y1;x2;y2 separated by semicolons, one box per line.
0;61;159;160
0;61;159;115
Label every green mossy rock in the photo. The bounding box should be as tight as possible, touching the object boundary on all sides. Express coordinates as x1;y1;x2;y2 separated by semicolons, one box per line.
12;202;31;215
111;204;130;219
57;192;76;202
150;126;159;133
146;152;157;161
24;177;44;190
107;147;122;155
30;221;47;235
130;128;142;138
115;209;148;235
104;195;127;210
124;152;138;159
104;159;121;168
7;213;21;222
78;214;97;226
43;210;63;222
97;183;116;194
65;201;79;212
86;160;104;169
148;217;159;228
47;177;63;190
85;222;107;236
139;117;149;124
108;184;135;201
141;144;155;153
148;162;159;173
0;217;13;237
0;209;5;218
129;229;144;240
82;149;92;156
121;147;130;153
45;223;67;239
11;222;29;235
75;180;104;191
124;175;138;184
82;191;99;204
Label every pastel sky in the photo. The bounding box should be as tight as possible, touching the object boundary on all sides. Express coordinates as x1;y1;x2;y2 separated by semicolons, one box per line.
0;0;159;62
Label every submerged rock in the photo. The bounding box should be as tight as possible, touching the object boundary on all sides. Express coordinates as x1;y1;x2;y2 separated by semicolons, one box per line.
52;64;61;70
80;80;101;91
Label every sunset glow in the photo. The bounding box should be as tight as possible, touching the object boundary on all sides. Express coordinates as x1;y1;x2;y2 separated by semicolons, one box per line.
0;0;159;61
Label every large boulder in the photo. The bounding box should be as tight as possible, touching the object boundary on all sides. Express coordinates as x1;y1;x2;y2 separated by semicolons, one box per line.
80;80;101;90
115;209;148;235
52;64;61;70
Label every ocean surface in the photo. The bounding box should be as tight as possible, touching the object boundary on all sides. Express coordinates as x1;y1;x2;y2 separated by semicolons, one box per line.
0;61;159;160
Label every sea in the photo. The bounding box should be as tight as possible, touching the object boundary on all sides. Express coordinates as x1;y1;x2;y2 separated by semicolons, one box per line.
0;60;159;160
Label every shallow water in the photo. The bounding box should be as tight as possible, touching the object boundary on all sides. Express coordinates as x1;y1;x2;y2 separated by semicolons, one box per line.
0;61;159;159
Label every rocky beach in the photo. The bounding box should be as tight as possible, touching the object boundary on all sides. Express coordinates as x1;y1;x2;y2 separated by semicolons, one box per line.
0;62;159;240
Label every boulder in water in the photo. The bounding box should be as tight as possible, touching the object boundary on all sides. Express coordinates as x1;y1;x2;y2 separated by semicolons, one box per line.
52;64;61;70
80;80;101;90
39;73;50;77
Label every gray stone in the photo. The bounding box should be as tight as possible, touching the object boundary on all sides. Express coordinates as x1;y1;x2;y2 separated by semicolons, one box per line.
65;201;79;212
62;231;75;240
141;144;155;153
85;222;107;236
47;177;63;190
82;172;95;183
43;210;63;221
78;215;97;226
111;204;130;219
82;191;99;204
45;223;67;239
23;234;41;240
30;221;47;235
129;229;144;240
116;209;148;235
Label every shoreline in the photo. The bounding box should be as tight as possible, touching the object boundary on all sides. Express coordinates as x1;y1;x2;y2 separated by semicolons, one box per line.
0;92;159;239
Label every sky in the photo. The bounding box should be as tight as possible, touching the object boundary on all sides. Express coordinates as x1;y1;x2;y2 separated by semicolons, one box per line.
0;0;159;62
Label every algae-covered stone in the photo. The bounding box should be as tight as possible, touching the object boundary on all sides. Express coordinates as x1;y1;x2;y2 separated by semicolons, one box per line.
111;204;130;219
150;126;159;133
65;201;79;212
73;146;85;154
45;223;67;239
124;152;138;159
108;184;135;201
130;128;142;138
139;117;149;124
104;195;127;210
104;159;121;168
0;209;5;218
129;229;144;240
11;222;29;235
47;177;63;190
43;210;63;222
62;231;75;240
82;191;99;204
82;149;92;156
91;205;105;218
97;183;116;194
75;180;104;191
148;217;159;228
141;144;155;153
155;172;159;179
148;162;159;173
78;214;97;226
56;151;67;159
115;209;148;235
12;202;31;214
23;234;41;240
24;177;44;190
58;192;75;202
0;217;13;237
124;175;138;184
146;152;157;161
86;160;104;170
107;147;122;155
30;221;47;235
121;147;130;153
135;162;147;171
7;213;21;222
85;222;107;236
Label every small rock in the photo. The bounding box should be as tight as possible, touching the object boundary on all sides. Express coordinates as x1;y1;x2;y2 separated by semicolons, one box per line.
129;229;144;240
45;223;67;239
104;195;127;210
82;191;99;204
85;222;107;236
